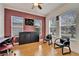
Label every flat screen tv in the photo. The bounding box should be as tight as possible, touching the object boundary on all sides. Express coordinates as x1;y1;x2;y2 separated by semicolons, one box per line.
25;19;34;25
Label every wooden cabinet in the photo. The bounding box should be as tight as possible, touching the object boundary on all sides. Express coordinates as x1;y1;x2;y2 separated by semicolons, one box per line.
19;32;39;45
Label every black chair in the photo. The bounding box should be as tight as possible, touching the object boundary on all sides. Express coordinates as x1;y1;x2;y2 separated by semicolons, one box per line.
44;34;52;45
2;38;13;45
0;38;13;56
54;37;71;55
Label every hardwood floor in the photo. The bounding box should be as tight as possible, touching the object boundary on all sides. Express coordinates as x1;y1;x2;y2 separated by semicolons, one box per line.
13;42;79;56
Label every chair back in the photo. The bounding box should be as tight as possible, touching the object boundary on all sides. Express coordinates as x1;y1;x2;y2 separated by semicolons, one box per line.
46;34;52;40
60;36;70;46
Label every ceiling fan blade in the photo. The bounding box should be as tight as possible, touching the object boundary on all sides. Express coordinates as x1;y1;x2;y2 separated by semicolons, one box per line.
38;5;42;9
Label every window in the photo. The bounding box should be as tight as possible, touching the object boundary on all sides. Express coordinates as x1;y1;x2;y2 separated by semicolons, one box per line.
34;19;42;33
34;19;42;38
60;11;76;39
49;17;56;35
11;16;24;36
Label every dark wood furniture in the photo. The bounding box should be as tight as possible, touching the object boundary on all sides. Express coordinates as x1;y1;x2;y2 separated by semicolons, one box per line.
19;32;39;45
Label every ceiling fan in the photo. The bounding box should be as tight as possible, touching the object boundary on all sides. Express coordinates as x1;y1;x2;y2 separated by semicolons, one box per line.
32;3;42;10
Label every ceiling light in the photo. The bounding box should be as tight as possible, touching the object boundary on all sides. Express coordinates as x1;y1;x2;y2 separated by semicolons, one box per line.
34;3;39;7
32;3;42;10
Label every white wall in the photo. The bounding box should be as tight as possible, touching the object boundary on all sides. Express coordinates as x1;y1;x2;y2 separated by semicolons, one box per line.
0;4;4;37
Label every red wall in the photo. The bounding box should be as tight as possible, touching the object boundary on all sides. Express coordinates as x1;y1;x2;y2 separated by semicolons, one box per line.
24;25;35;32
4;8;46;39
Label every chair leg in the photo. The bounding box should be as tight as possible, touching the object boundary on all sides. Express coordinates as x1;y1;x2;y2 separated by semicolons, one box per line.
50;39;52;44
54;43;56;48
48;40;50;45
48;40;52;45
62;47;64;55
61;47;67;55
68;46;71;53
61;46;71;55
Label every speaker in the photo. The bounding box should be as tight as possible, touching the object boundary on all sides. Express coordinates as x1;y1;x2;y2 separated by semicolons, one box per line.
56;16;59;21
25;19;34;25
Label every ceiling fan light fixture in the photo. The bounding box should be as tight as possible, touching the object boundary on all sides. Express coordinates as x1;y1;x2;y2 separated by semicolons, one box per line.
32;3;42;10
34;3;39;7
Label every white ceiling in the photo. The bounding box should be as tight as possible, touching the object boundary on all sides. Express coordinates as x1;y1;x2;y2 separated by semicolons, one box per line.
4;3;63;16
